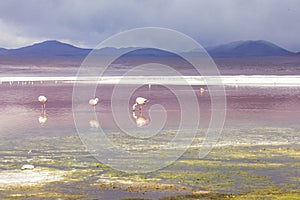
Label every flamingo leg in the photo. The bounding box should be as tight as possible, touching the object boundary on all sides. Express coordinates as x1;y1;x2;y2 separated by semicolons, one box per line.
43;105;46;115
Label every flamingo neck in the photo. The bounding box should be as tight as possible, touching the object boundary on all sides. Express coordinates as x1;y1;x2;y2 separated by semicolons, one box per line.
132;103;138;111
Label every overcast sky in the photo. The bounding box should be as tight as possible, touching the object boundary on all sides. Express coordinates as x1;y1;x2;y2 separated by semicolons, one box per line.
0;0;299;51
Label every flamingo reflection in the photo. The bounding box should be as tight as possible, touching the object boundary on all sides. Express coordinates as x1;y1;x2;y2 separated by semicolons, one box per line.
38;113;47;125
89;118;99;129
132;110;149;127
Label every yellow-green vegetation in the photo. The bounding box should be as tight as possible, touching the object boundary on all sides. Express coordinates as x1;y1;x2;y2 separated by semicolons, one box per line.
2;192;84;200
157;191;300;200
177;159;285;168
0;134;299;199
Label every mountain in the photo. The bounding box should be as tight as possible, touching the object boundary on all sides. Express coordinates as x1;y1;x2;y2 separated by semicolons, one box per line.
207;40;294;58
0;39;297;58
0;40;91;56
0;41;178;57
118;48;179;57
0;47;8;54
93;47;137;56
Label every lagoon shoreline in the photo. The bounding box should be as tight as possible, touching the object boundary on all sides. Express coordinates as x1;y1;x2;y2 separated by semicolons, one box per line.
1;75;300;87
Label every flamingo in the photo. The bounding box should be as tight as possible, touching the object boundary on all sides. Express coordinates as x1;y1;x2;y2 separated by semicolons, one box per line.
200;87;207;94
38;95;47;110
89;98;99;106
132;97;149;112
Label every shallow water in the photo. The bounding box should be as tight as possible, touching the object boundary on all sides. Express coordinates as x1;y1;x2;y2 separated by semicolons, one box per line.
0;82;300;138
0;82;299;199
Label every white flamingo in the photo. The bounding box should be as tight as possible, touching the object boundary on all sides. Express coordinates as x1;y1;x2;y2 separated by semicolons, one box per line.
38;95;47;110
132;97;149;112
89;98;99;106
200;87;207;94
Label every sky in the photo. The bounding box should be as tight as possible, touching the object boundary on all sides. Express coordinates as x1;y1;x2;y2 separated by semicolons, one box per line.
0;0;299;52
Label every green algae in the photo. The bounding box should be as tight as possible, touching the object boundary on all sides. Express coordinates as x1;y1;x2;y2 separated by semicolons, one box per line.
157;192;300;200
0;133;299;199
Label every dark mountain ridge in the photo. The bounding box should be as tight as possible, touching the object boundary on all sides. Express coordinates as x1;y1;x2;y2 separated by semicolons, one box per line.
206;40;293;58
0;39;296;58
0;40;91;56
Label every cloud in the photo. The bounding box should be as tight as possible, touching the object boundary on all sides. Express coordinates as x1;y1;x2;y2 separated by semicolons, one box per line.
0;0;299;51
0;19;46;48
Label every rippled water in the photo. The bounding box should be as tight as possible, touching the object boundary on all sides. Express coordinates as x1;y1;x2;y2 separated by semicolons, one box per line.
0;82;300;140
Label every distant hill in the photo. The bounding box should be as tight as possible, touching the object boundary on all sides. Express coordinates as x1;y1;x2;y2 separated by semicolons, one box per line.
0;40;91;56
206;40;294;58
0;39;297;58
0;47;7;54
0;40;175;57
118;48;179;57
0;41;179;57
